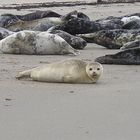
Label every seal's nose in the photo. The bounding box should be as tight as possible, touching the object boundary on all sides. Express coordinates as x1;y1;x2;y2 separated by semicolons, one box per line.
82;40;87;46
92;71;97;76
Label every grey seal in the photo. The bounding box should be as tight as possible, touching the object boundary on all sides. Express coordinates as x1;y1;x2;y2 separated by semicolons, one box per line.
0;30;79;55
121;40;140;50
77;29;140;49
52;17;123;35
95;48;140;65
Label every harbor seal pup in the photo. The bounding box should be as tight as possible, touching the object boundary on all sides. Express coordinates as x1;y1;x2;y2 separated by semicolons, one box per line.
47;29;87;50
95;48;140;65
0;30;79;55
77;29;140;49
16;59;103;84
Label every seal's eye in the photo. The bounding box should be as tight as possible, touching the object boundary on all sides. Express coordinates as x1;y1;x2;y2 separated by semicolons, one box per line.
97;68;100;70
89;68;92;71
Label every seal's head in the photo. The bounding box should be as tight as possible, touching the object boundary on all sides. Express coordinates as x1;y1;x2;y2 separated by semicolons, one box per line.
86;62;103;82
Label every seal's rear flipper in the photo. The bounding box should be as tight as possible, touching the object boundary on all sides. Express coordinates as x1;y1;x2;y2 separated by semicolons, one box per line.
16;69;32;80
95;48;140;65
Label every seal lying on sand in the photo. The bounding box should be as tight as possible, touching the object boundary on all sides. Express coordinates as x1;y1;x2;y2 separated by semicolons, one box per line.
95;48;140;65
48;29;87;50
5;11;90;32
121;16;140;24
16;59;103;84
52;17;123;35
0;30;79;55
122;19;140;29
77;29;140;49
0;10;61;28
121;40;140;50
32;11;90;32
6;17;64;32
16;10;61;21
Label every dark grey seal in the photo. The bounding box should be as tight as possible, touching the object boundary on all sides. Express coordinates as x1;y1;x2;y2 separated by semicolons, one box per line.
122;19;140;29
95;48;140;65
77;29;140;49
52;17;123;35
33;10;90;32
0;14;20;27
17;10;61;21
121;40;140;50
5;11;89;32
48;30;87;50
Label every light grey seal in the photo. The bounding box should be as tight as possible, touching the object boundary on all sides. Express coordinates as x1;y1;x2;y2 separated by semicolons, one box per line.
16;59;103;84
0;30;79;55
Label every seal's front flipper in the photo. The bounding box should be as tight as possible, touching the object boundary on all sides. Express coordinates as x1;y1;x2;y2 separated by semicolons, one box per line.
62;75;75;83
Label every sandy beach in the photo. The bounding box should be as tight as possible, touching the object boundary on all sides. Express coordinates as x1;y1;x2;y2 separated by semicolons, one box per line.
0;2;140;140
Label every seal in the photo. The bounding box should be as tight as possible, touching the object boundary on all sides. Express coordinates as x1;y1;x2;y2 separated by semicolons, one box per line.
47;29;87;50
95;48;140;65
122;19;140;29
0;14;20;27
121;16;140;24
16;10;61;21
16;59;103;84
52;17;123;35
0;30;79;55
5;10;89;32
6;17;64;32
120;40;140;50
77;29;140;49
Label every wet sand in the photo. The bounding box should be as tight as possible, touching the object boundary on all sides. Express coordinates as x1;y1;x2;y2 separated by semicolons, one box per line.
0;0;95;4
0;2;140;140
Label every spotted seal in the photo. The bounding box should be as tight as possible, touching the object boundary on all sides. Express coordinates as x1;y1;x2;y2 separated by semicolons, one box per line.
52;17;123;35
95;48;140;65
0;30;79;55
0;14;20;27
121;40;140;50
121;16;140;24
5;10;89;32
77;29;140;49
16;59;103;84
122;19;140;29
